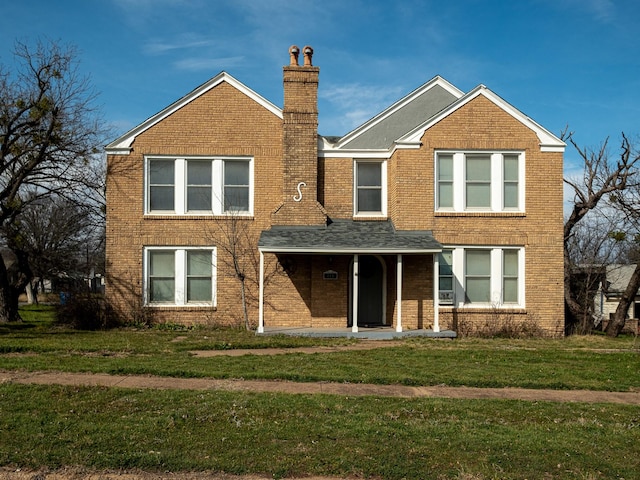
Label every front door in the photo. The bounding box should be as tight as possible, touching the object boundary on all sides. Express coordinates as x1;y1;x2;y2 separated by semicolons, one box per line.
349;255;385;327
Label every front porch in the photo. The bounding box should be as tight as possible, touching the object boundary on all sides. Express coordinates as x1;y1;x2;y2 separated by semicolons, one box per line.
258;326;457;340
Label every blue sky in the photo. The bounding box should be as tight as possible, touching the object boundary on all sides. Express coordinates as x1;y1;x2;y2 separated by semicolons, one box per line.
1;0;639;173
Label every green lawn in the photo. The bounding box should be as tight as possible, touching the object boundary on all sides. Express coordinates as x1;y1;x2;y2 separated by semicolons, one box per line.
1;306;639;479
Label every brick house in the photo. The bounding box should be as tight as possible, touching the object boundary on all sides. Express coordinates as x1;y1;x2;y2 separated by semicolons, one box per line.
105;46;566;336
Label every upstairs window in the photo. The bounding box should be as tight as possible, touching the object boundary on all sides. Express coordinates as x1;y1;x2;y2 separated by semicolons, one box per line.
354;161;386;216
465;154;492;209
435;152;524;212
223;160;250;212
149;160;175;212
145;156;253;215
186;160;212;212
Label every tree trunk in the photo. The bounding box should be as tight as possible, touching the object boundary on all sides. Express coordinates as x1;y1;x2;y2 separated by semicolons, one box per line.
239;276;249;331
564;247;588;334
0;259;21;322
25;282;37;304
607;263;640;337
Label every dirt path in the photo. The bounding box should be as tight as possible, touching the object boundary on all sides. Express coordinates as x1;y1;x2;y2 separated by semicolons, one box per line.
2;369;639;405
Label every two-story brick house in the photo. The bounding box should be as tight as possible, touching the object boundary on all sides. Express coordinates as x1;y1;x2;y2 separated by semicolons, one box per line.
105;46;565;336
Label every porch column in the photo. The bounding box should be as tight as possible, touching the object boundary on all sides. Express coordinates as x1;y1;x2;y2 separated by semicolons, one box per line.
433;254;440;333
352;254;359;333
258;251;265;333
396;254;403;332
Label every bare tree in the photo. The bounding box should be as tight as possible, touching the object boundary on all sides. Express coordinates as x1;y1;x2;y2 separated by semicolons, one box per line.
0;39;105;321
563;131;640;334
208;212;280;330
565;216;625;333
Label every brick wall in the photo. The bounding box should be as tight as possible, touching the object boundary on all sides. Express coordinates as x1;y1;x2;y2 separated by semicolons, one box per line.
105;81;283;326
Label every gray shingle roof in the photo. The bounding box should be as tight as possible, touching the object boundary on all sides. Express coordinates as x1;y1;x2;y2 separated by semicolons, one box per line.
259;219;441;253
339;84;458;150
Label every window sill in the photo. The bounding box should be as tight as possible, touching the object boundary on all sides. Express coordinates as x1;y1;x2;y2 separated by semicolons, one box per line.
438;305;526;313
353;214;387;221
435;211;525;218
145;304;217;310
144;214;254;220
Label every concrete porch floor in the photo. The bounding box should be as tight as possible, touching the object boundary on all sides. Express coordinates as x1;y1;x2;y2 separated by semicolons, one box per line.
258;326;457;340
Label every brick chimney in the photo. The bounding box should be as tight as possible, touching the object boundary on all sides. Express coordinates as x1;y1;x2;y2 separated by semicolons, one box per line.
272;45;327;226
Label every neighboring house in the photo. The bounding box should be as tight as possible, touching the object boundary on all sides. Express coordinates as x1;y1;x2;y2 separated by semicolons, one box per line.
105;46;566;336
595;264;640;334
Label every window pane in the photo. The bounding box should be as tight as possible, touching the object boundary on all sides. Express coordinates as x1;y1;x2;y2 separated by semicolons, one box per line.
224;186;249;212
187;278;212;302
466;155;491;208
466;250;490;275
466;184;490;208
224;161;249;186
503;278;518;303
504;155;518;209
358;163;382;186
466;278;490;303
149;160;175;211
439;277;453;291
466;156;491;181
188;161;212;186
188;251;211;276
150;251;174;276
187;186;212;211
438;182;453;208
150;186;174;211
504;250;518;276
438;155;453;181
504;155;518;181
504;183;518;209
439;251;452;275
357;189;382;212
149;160;174;184
466;250;490;303
150;278;175;302
503;250;518;303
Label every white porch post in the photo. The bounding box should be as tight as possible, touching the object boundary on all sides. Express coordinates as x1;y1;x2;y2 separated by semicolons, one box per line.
396;254;403;332
258;251;265;333
352;254;359;333
433;253;440;333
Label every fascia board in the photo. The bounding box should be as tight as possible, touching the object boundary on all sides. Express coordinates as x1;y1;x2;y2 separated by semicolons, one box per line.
399;86;566;151
333;76;464;149
105;72;283;154
258;246;443;254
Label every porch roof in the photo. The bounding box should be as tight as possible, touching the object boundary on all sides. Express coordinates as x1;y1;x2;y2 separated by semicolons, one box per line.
258;219;442;254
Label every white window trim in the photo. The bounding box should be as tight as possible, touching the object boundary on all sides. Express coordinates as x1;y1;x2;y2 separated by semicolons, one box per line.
144;156;254;216
143;246;217;307
435;151;525;213
353;159;387;217
439;246;525;308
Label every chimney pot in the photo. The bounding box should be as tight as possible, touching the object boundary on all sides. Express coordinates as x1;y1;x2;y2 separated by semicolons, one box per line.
289;45;300;66
303;46;313;66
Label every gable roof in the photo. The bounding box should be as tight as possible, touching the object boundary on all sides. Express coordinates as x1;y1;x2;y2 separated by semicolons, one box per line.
334;76;463;150
398;85;566;153
105;72;283;155
321;77;565;157
604;264;638;295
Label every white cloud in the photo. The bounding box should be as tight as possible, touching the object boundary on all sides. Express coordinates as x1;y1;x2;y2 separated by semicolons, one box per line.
143;37;217;55
174;56;245;72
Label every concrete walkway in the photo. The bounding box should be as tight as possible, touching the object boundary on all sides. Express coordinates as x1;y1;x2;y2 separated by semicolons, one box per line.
3;370;640;405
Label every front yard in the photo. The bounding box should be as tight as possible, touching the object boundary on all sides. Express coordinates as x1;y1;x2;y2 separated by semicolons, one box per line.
0;306;639;479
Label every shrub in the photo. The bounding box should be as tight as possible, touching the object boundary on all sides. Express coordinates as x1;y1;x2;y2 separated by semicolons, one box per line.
55;293;120;330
